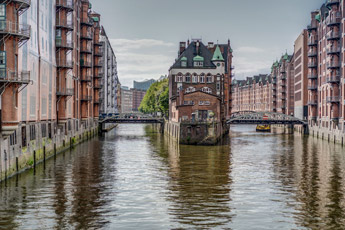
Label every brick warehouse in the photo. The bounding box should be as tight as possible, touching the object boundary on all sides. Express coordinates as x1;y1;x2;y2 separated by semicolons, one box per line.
166;39;233;145
0;0;120;181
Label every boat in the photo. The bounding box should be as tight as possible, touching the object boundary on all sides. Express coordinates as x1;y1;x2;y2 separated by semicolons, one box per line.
256;124;271;132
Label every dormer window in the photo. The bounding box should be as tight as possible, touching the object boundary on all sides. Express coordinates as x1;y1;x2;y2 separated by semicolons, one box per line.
202;87;212;94
193;55;204;67
180;57;187;67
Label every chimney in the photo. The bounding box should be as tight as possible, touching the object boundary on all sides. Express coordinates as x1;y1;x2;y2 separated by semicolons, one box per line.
179;42;186;55
179;87;184;106
208;42;214;48
187;39;190;46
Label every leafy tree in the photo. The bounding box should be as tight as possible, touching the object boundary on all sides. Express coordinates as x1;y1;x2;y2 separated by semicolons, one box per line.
139;78;169;116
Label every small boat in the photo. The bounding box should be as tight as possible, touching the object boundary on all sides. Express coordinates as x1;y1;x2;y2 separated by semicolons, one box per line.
256;124;271;132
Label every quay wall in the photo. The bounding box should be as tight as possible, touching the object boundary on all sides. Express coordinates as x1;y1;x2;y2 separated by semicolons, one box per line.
0;119;99;182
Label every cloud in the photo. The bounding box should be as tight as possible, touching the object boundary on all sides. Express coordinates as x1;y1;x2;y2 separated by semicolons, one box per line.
109;39;176;87
235;46;265;53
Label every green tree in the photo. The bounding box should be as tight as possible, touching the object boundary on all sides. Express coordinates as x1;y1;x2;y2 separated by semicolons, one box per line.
139;78;169;116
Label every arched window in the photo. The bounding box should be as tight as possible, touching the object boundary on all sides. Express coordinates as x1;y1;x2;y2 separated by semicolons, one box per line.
200;73;205;83
185;73;191;83
206;74;213;83
176;73;183;82
192;73;198;83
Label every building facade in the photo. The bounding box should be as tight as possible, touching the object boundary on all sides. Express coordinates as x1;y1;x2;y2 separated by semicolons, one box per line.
167;39;233;144
133;79;155;91
121;87;133;113
307;0;345;143
0;0;120;181
131;88;146;112
100;27;120;115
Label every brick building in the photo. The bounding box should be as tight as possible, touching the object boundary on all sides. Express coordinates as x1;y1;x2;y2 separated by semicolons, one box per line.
0;0;121;181
166;39;233;145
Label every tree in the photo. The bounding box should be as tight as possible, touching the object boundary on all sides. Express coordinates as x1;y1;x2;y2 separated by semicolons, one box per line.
139;78;169;116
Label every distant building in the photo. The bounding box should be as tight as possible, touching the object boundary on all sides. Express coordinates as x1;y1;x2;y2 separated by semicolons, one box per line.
131;89;146;111
121;87;133;113
133;79;156;91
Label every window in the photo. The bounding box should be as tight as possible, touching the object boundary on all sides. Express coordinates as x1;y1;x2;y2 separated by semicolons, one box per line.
202;87;212;94
0;4;5;18
30;125;36;141
185;74;191;83
42;123;47;138
200;74;205;83
206;74;213;83
192;74;198;83
0;51;6;78
22;126;27;147
194;61;203;67
181;61;187;67
176;74;183;82
186;87;195;93
199;101;211;105
10;131;17;146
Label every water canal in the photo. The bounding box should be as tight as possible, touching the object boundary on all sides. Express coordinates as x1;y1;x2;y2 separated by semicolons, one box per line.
0;125;344;229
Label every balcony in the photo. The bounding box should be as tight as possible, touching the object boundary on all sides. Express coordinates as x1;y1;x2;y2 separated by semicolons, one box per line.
280;68;286;73
94;99;100;104
326;61;340;69
94;83;103;89
57;59;73;69
326;0;340;6
95;72;103;78
0;71;30;84
0;21;31;39
94;41;103;46
94;49;103;57
308;62;317;68
307;23;317;31
326;47;341;55
326;75;340;83
13;0;31;11
326;31;340;40
307;74;318;79
57;88;74;96
81;76;92;82
308;36;318;46
307;50;317;57
326;96;340;103
280;75;286;80
81;96;92;101
326;13;341;26
94;60;104;67
56;0;74;11
80;46;92;54
81;17;93;27
56;19;73;31
308;84;318;90
55;39;73;50
80;60;92;68
80;32;92;40
308;100;318;106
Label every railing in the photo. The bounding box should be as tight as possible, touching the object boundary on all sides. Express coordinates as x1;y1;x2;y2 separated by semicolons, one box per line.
326;0;340;5
95;60;104;67
56;39;73;49
326;31;340;40
308;36;318;46
57;88;74;96
81;76;92;82
326;96;340;103
326;47;341;54
308;100;318;106
81;96;92;101
0;21;31;38
326;75;340;83
308;84;318;90
94;49;103;56
81;17;93;26
326;62;340;68
57;60;73;68
80;60;92;67
308;50;317;57
307;74;318;79
56;0;74;10
56;19;73;30
280;75;286;80
326;12;342;26
80;31;92;40
0;71;30;83
80;46;92;53
307;22;317;31
308;62;317;68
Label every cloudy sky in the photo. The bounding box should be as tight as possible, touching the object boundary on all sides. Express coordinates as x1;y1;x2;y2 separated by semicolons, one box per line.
91;0;325;87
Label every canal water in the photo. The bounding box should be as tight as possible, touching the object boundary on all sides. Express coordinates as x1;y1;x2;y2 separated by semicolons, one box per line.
0;124;345;229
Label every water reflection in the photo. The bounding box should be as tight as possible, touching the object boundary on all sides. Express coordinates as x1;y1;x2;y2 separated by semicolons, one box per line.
0;125;345;229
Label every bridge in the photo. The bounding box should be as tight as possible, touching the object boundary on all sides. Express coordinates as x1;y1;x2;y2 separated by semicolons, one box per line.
227;111;307;125
99;114;164;124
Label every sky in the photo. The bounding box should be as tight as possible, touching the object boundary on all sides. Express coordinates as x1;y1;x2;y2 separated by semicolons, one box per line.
91;0;325;87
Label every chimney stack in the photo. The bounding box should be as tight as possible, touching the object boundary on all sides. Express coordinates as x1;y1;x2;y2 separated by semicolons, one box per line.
179;42;186;56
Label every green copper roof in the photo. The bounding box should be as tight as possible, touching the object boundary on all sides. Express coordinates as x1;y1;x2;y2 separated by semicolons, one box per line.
283;53;289;60
181;56;187;61
193;55;204;61
315;14;321;22
212;45;225;61
230;48;233;53
92;17;99;22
